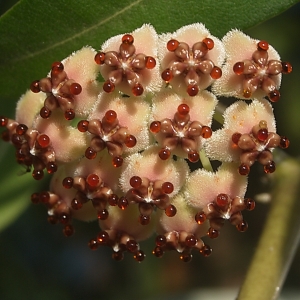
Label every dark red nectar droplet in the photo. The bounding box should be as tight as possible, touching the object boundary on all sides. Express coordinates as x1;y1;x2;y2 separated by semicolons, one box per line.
162;182;174;194
112;156;123;167
207;227;219;239
239;163;250;176
30;80;40;93
145;56;156;69
97;231;109;244
122;34;134;44
165;204;177;217
268;90;280;102
156;235;167;247
46;162;57;174
63;224;74;237
236;221;248;232
233;62;244;75
0;116;8;127
118;196;129;210
130;176;142;188
70;83;82;95
132;83;144;96
112;251;124;261
244;198;255;211
103;80;115;93
279;136;290;149
180;252;192;262
185;235;197;247
31;192;40;204
32;169;44;180
188;151;199;163
105;110;117;123
63;177;74;189
52;61;64;73
257;40;269;51
125;135;136;148
88;238;98;250
195;211;206;224
97;209;109;220
210;66;222;79
126;239;138;253
134;250;145;262
37;134;50;148
152;246;164;258
86;173;100;188
150;121;161;133
139;214;150;225
264;161;276;174
202;37;214;50
94;52;105;65
71;199;83;210
64;109;75;120
200;244;212;257
281;62;292;74
187;84;198;96
77;120;89;132
177;104;189;116
167;39;179;52
161;69;173;82
159;148;171;160
85;147;97;159
257;128;268;142
40;107;51;119
216;193;229;207
16;124;28;136
201;126;212;138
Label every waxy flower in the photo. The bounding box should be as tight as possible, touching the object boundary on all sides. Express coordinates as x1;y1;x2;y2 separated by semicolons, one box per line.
212;30;292;102
205;99;289;175
0;23;292;263
159;23;225;96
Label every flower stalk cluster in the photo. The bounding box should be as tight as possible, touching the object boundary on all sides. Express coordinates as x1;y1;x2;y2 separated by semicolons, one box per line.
0;23;292;262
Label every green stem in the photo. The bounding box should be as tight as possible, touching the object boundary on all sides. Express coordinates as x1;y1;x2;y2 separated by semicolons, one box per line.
237;158;300;300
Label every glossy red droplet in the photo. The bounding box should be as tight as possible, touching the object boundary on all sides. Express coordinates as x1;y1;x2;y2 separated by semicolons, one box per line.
97;231;109;244
236;221;248;232
167;39;179;52
0;116;8;127
195;211;206;224
165;204;177;217
85;147;97;159
86;173;100;188
122;34;134;44
125;135;137;148
216;193;229;207
279;136;290;149
210;66;222;79
232;132;242;145
199;244;212;257
46;162;57;174
156;235;167;247
233;62;244;75
63;177;74;189
159;148;171;160
16;124;28;136
180;252;192;262
188;151;199;163
257;40;269;51
63;224;74;237
88;238;98;250
133;250;145;262
201;126;212;138
177;104;189;115
150;121;161;133
105;110;117;123
103;80;115;93
52;61;64;73
202;37;214;50
97;209;109;220
32;169;44;180
257;128;268;142
244;198;255;211
37;134;50;148
185;234;197;247
268;90;280;102
281;61;292;74
162;182;174;194
94;52;105;65
264;161;276;174
126;239;138;253
132;83;144;96
112;156;123;167
64;109;75;120
239;163;250;176
40;107;51;119
30;80;40;93
77;120;89;132
139;214;150;225
145;56;156;69
187;84;198;96
71;198;83;210
70;83;82;95
161;69;173;82
118;196;129;210
207;227;219;239
130;176;142;188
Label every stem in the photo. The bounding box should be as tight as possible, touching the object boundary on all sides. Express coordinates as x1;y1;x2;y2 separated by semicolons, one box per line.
237;158;300;300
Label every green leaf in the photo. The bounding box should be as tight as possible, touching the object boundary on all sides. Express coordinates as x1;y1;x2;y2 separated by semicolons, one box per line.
0;0;298;106
0;143;33;231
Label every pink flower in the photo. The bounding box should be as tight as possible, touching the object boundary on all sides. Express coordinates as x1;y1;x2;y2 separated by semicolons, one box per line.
212;30;292;102
159;23;225;96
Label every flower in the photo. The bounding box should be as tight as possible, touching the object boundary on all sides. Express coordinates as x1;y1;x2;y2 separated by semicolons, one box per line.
159;23;225;96
0;23;292;263
205;99;290;175
212;30;292;102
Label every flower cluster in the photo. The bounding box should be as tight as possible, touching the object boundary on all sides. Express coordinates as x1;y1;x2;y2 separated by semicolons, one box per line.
0;23;291;262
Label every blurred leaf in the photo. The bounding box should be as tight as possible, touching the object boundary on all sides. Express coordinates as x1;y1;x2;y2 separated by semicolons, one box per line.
0;0;298;106
0;143;33;231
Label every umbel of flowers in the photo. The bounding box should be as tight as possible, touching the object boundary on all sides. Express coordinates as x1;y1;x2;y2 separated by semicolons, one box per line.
0;24;292;262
